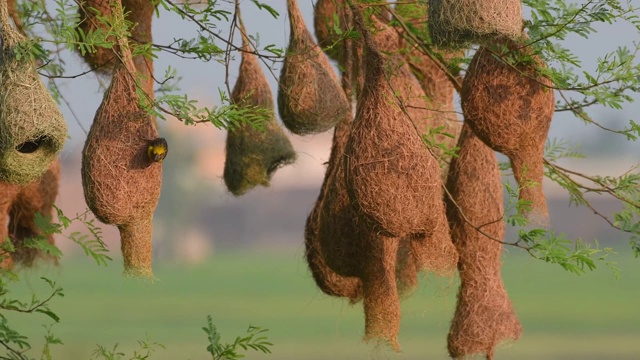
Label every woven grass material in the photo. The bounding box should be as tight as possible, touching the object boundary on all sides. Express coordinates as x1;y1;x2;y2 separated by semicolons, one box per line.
0;181;21;269
224;20;296;196
345;16;449;240
82;40;162;278
9;160;60;267
361;233;401;351
77;0;117;73
445;124;522;359
122;0;155;96
462;40;554;223
369;14;461;176
277;0;350;135
313;0;348;62
364;14;458;275
0;2;67;185
395;1;462;172
428;0;523;48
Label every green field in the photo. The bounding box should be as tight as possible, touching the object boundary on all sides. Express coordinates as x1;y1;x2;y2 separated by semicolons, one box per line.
5;248;640;359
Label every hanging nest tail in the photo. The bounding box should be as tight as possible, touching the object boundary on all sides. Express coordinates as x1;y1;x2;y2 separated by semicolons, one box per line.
445;124;522;359
224;15;296;196
428;0;523;48
462;39;554;224
9;160;61;267
0;1;67;185
278;0;351;135
82;37;162;278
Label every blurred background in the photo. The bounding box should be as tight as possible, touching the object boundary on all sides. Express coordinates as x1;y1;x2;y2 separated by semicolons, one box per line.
7;0;640;359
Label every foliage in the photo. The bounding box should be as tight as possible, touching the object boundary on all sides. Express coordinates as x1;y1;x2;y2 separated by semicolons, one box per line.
1;0;640;358
203;316;273;360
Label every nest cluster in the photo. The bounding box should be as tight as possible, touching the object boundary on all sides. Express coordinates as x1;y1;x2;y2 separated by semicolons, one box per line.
4;0;557;358
307;1;555;358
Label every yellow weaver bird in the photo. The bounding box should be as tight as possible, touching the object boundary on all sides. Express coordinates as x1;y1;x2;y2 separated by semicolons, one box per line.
147;138;168;163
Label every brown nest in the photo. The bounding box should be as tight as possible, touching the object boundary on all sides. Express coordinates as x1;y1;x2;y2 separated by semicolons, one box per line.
428;0;523;48
224;18;296;196
370;13;462;176
461;39;555;223
0;2;67;185
82;39;162;278
445;123;522;359
277;0;351;135
9;160;60;267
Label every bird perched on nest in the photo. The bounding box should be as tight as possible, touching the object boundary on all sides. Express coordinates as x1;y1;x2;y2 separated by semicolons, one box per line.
147;138;168;163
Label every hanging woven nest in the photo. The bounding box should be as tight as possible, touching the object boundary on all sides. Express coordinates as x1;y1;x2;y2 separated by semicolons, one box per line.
0;2;67;185
445;124;522;359
82;37;162;278
428;0;523;48
370;13;461;176
462;39;554;223
277;0;351;135
9;160;60;267
344;19;448;240
224;18;296;196
362;14;459;275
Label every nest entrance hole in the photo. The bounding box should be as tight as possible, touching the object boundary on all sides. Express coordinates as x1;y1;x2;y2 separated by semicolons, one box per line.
16;136;52;154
